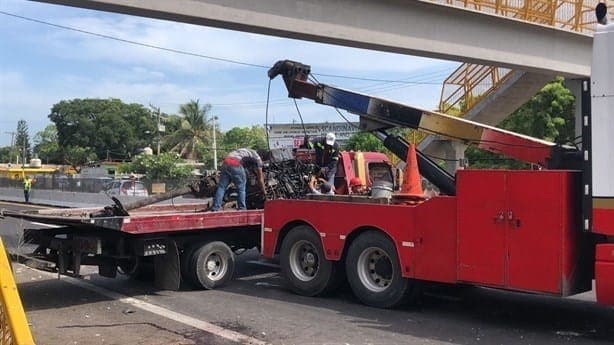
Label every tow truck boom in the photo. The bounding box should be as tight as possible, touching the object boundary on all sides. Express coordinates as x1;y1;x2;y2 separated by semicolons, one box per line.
267;60;580;176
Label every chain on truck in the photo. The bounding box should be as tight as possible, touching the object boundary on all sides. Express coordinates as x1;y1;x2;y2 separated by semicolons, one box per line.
2;4;614;309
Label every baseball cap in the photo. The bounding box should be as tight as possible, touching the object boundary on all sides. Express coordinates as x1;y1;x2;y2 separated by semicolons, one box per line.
325;132;336;145
349;177;362;187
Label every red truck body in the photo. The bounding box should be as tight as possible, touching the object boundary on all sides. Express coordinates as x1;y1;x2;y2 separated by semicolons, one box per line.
262;169;608;302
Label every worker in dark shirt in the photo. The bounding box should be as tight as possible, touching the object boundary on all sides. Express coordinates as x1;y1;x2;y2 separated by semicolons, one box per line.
211;148;266;211
308;132;339;185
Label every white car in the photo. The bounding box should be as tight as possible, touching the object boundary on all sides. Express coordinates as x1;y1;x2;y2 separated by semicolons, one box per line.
101;180;149;197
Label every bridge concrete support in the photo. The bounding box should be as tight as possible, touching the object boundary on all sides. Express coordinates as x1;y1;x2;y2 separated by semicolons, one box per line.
421;138;467;174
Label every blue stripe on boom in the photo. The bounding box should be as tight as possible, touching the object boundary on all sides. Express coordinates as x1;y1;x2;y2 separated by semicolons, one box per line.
321;87;370;114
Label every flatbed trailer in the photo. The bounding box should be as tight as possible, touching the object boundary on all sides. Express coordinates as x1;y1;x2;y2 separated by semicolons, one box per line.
3;204;263;291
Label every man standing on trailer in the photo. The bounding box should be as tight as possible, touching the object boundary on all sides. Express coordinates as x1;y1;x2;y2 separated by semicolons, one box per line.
210;148;266;211
308;132;339;186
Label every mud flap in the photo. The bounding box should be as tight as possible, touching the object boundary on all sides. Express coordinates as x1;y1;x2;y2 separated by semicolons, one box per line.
154;239;180;290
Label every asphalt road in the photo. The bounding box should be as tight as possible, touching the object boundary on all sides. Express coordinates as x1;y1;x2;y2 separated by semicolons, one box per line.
1;201;614;345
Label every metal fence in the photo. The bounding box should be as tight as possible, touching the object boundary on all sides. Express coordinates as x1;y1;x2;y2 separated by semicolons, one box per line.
0;176;195;195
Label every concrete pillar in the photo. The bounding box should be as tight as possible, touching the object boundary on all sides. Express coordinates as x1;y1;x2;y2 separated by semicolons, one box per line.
422;138;467;174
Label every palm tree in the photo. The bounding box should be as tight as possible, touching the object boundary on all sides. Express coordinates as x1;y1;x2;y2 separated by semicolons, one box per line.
168;99;213;161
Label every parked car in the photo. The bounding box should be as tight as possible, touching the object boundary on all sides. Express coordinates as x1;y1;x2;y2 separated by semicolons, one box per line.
101;179;149;197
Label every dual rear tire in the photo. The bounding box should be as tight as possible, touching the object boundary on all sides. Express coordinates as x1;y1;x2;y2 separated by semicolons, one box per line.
184;241;235;289
280;225;341;296
280;226;418;308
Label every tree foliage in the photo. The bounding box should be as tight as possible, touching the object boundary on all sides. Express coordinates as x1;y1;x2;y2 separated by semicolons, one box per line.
221;126;267;152
15;119;31;164
166;100;213;161
344;132;386;152
0;146;19;164
120;152;192;181
33;125;62;164
48;98;156;161
465;77;576;169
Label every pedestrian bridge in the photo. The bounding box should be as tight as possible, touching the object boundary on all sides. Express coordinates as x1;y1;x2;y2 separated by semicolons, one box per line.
35;0;596;77
33;0;608;168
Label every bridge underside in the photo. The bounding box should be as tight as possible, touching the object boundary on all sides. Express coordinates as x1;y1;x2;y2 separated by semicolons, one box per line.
36;0;591;77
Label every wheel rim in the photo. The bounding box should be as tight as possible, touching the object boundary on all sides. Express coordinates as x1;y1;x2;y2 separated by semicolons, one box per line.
356;247;393;292
203;251;227;281
289;240;319;282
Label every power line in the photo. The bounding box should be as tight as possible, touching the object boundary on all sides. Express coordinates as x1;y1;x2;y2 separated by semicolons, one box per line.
0;10;269;69
0;10;456;86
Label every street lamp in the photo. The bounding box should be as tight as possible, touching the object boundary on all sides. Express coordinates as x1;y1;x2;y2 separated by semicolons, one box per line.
212;116;218;170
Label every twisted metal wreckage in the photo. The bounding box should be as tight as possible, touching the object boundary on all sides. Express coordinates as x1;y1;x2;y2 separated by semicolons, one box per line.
95;148;320;217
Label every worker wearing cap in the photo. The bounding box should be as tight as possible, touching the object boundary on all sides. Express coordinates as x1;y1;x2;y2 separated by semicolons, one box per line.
211;148;266;211
349;177;367;195
308;132;339;186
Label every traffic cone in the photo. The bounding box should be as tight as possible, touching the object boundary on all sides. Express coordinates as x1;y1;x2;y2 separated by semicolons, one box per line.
393;144;425;204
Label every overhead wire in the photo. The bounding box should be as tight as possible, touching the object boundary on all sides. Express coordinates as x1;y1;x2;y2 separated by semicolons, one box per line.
292;99;308;137
0;10;457;86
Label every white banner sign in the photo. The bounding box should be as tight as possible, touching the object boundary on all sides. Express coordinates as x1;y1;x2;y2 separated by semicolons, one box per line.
268;122;359;149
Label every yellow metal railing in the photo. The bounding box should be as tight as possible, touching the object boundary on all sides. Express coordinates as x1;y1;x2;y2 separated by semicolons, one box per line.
430;0;609;117
432;0;605;33
439;64;514;115
0;238;35;345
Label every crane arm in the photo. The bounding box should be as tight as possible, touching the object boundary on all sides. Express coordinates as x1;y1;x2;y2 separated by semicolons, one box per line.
268;60;578;169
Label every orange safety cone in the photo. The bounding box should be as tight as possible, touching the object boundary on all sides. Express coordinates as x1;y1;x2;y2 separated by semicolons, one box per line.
393;143;425;204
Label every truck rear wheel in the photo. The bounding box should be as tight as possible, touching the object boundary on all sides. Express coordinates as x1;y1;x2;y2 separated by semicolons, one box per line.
280;225;341;296
346;231;414;308
189;241;235;289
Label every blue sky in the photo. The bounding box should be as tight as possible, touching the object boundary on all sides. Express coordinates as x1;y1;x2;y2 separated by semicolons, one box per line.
0;0;459;147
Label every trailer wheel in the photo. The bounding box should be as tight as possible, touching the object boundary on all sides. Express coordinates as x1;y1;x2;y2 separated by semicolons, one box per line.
190;241;235;289
346;231;414;308
280;225;340;296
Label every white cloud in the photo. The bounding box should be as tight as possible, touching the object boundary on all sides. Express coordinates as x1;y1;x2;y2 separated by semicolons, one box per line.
0;0;458;147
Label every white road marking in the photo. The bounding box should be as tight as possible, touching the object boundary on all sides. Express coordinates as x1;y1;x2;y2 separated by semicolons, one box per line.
21;264;267;345
30;222;61;228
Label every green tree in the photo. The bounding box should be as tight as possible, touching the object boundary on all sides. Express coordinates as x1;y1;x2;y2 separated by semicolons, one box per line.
344;132;386;152
220;126;267;152
213;125;267;168
15;119;31;165
499;77;575;143
167;100;213;161
465;77;575;168
121;152;192;181
33;125;62;164
0;146;19;164
49;98;155;161
62;146;98;172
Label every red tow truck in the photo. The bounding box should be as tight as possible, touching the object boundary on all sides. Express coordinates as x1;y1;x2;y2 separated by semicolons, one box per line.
4;8;614;310
258;13;614;308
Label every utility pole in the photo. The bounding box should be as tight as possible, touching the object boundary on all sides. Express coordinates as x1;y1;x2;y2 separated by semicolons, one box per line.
5;131;16;147
212;116;218;170
150;104;164;155
5;131;16;164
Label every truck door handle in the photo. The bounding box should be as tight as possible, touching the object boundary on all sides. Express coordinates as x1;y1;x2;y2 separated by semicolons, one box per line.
493;211;504;224
507;210;520;228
